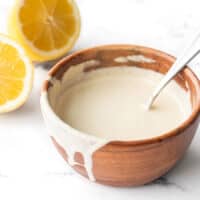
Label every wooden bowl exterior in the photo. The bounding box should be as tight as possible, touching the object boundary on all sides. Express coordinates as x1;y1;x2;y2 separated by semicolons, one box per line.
44;45;200;186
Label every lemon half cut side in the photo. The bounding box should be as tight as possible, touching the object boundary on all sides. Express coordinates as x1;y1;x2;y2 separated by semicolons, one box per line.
0;34;33;113
8;0;81;62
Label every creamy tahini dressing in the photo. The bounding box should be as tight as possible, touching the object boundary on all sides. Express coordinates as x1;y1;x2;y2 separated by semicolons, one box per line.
42;64;191;181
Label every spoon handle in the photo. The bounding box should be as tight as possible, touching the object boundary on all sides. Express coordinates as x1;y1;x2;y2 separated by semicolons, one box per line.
147;31;200;109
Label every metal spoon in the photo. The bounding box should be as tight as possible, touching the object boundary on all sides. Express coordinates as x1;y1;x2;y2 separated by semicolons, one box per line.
147;30;200;109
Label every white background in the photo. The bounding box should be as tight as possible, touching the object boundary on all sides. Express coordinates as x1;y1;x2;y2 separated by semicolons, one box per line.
0;0;200;199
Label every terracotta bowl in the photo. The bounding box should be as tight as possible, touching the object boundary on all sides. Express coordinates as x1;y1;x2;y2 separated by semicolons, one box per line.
41;45;200;187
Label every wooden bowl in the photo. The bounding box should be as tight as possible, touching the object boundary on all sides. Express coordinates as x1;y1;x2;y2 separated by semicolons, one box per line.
41;45;200;187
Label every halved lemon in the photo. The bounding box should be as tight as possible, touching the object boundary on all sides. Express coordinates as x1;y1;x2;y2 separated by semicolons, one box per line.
0;34;33;113
8;0;81;62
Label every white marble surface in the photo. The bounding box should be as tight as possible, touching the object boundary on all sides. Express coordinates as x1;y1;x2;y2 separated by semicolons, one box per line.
0;0;200;199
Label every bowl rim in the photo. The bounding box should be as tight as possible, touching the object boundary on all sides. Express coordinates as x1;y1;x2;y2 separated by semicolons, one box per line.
41;44;200;147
